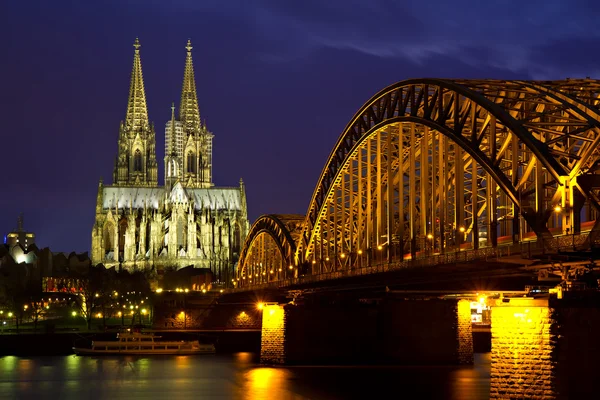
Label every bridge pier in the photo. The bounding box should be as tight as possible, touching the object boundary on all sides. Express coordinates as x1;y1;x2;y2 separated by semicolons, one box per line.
260;297;473;365
490;294;600;399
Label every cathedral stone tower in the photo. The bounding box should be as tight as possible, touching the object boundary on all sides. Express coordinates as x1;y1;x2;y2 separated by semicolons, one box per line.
92;39;249;284
164;40;213;189
113;38;159;186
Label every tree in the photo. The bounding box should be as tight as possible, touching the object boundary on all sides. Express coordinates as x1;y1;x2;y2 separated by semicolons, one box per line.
0;262;42;332
115;269;153;326
70;265;114;330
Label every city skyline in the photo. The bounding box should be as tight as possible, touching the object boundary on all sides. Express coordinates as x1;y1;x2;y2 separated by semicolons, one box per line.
2;0;600;252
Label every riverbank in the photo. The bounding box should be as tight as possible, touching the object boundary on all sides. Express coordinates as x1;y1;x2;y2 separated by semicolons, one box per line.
0;330;261;356
0;330;491;356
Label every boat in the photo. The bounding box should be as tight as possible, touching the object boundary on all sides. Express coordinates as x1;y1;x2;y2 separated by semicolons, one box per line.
73;331;216;355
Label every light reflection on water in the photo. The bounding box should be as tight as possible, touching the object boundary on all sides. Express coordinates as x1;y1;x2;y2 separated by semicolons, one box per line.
0;352;490;400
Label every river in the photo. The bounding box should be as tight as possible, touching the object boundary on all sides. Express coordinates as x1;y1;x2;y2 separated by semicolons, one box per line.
0;352;491;399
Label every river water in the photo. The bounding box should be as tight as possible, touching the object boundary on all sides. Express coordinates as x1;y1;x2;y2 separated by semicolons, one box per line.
0;352;491;399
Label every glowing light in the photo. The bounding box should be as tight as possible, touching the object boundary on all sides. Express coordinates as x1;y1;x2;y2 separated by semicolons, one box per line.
554;205;562;212
257;302;264;310
269;309;275;315
118;311;122;317
8;312;13;317
156;288;163;293
340;253;346;258
23;305;28;310
202;289;206;293
478;296;486;304
96;313;102;318
459;226;466;233
358;250;363;255
427;234;433;239
325;257;330;261
288;265;294;269
95;293;99;298
377;245;382;250
312;260;316;264
269;270;274;274
141;309;147;314
184;288;189;293
71;311;77;317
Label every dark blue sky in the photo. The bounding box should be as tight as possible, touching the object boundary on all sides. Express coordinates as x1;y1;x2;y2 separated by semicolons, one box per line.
1;0;599;253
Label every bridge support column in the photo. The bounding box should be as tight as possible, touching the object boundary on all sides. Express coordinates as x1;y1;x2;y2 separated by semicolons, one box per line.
381;298;473;365
259;297;473;365
490;295;600;399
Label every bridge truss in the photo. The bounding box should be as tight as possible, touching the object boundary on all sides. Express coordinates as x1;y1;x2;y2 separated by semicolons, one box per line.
236;78;600;288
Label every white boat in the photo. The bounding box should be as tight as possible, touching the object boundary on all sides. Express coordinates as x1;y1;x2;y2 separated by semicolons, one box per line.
73;331;216;355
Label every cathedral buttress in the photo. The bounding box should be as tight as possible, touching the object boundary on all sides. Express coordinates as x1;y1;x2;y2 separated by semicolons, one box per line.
113;38;158;187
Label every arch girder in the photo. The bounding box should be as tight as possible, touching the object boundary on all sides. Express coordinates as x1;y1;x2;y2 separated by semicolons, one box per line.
237;214;304;286
300;79;584;259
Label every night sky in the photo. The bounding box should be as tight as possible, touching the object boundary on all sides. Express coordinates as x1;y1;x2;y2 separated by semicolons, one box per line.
2;0;599;253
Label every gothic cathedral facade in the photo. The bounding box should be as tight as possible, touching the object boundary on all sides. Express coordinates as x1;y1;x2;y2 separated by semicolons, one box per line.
91;39;249;283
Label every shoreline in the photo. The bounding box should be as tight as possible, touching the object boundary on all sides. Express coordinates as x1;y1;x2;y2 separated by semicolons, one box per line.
0;330;261;356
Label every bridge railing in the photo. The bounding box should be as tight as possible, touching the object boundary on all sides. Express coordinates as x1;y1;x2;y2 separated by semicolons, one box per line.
235;231;593;291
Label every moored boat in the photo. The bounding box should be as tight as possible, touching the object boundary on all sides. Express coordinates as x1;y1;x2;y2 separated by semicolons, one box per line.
73;331;215;355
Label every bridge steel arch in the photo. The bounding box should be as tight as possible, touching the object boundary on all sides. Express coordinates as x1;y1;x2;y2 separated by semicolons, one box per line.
235;214;305;286
296;78;600;273
237;78;600;287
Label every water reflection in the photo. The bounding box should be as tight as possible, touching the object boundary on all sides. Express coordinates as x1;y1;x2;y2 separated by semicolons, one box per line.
241;367;293;400
0;353;491;400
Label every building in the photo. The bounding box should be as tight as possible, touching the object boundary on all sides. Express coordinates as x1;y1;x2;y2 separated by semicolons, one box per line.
91;39;249;283
4;214;35;251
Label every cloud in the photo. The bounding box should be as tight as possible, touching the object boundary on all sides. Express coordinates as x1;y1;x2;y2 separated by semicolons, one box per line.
143;0;600;78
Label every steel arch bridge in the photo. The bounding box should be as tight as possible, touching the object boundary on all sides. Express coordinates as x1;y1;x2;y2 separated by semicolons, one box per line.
235;78;600;288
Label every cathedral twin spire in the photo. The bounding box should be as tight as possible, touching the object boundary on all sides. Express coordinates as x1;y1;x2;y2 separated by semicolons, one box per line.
114;38;211;189
180;40;201;131
125;38;149;131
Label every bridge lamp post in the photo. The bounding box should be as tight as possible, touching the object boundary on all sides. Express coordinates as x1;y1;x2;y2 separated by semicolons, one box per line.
427;233;433;256
357;249;363;268
458;226;466;252
376;242;387;265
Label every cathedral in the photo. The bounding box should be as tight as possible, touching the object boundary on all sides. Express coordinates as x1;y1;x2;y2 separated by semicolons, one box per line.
91;39;249;283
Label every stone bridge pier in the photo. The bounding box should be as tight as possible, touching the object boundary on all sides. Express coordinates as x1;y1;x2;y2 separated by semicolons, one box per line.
490;294;600;399
259;295;473;365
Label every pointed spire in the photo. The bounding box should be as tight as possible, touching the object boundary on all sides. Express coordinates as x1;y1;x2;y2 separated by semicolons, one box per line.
125;37;149;131
170;102;177;156
179;39;201;131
